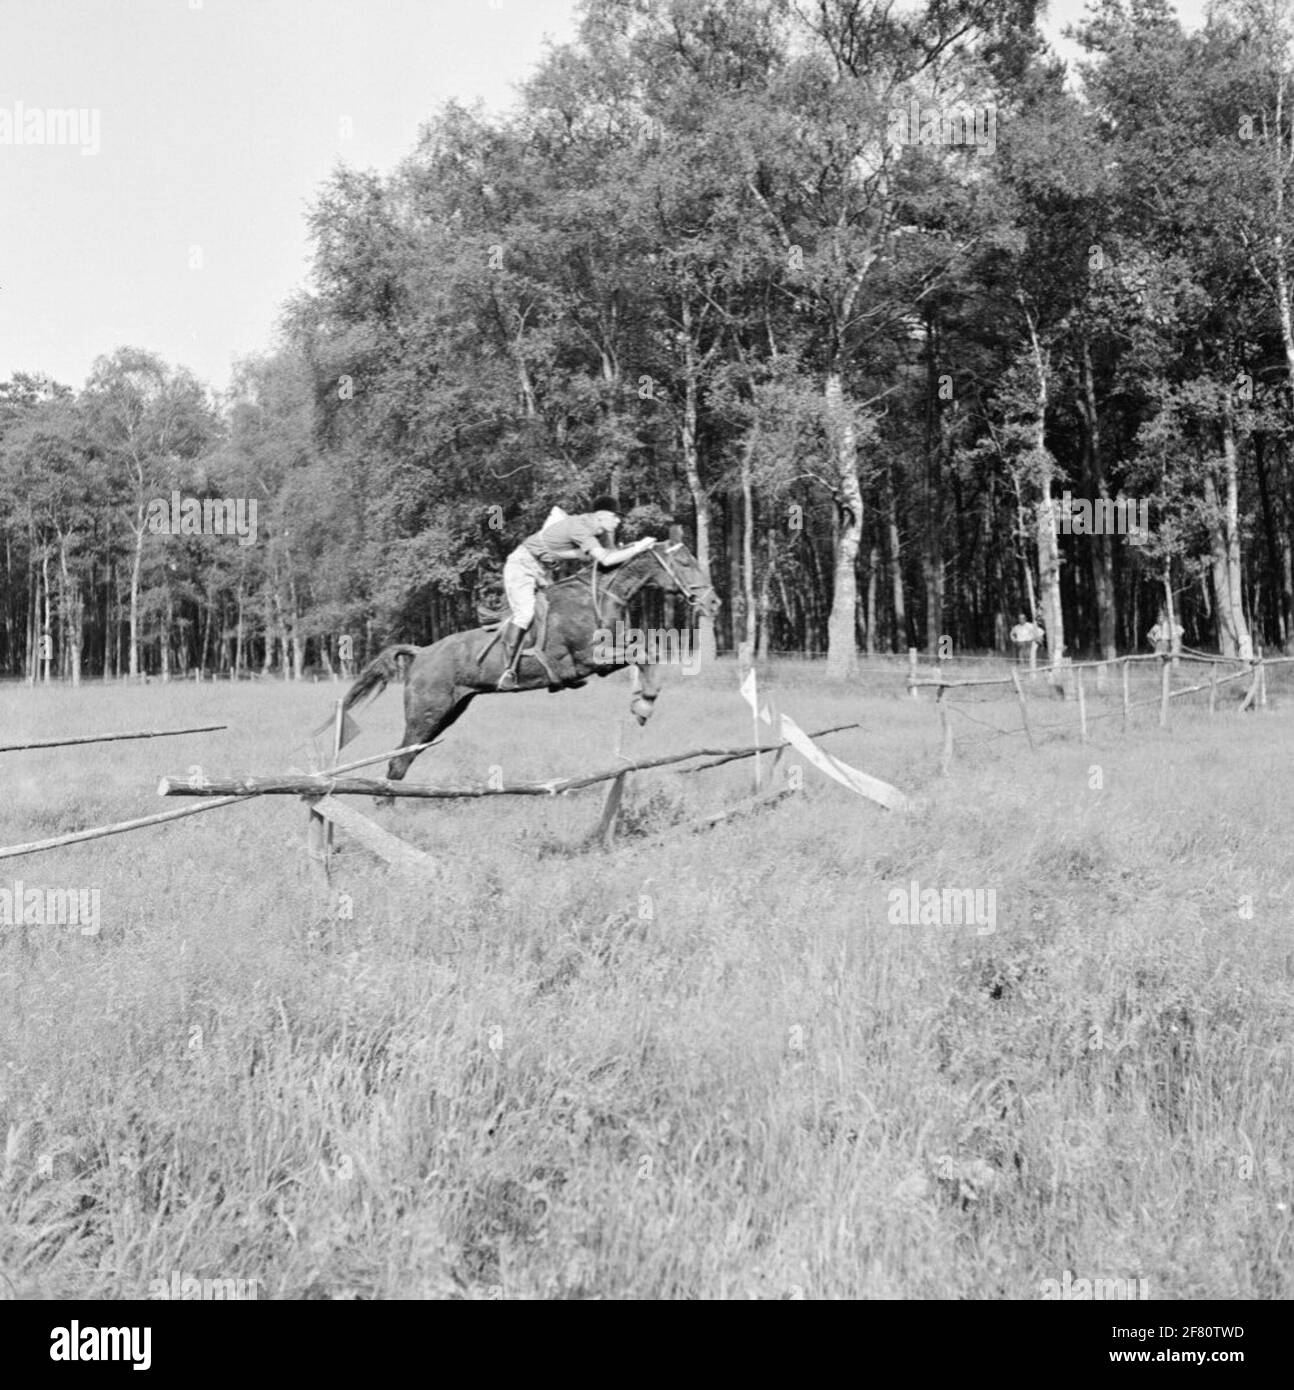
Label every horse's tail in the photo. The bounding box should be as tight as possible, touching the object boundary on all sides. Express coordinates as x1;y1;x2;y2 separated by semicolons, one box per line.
339;644;422;719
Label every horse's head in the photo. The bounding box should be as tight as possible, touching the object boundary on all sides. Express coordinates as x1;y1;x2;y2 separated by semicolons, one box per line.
635;527;721;621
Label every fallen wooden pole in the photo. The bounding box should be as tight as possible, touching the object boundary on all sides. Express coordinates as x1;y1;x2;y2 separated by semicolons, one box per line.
309;797;437;878
0;723;226;754
158;723;874;802
629;785;797;849
0;796;249;861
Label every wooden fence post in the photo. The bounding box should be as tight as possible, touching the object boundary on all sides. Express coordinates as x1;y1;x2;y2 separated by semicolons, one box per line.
1209;662;1218;716
307;699;344;867
938;687;953;776
908;648;918;698
1239;659;1262;713
1121;658;1131;732
1076;666;1087;742
1159;655;1171;728
1010;669;1035;750
597;771;629;846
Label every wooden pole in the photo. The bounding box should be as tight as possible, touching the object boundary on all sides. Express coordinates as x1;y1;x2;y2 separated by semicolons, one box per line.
596;772;629;847
1122;658;1130;732
938;689;953;776
908;647;918;698
0;796;248;862
307;700;345;866
1010;669;1034;750
1239;660;1261;713
1076;665;1087;742
0;723;226;754
308;797;437;879
1208;661;1218;716
158;723;878;802
1159;655;1171;728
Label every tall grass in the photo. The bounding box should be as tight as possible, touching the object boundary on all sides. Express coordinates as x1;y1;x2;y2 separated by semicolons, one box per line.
1;665;1291;1298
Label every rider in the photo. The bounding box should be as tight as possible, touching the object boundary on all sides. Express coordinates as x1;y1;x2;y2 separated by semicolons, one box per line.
497;497;656;689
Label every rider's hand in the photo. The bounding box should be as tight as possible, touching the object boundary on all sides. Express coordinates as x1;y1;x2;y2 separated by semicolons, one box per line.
638;536;657;550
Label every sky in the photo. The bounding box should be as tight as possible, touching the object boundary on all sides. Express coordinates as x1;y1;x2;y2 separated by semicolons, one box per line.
0;0;1209;397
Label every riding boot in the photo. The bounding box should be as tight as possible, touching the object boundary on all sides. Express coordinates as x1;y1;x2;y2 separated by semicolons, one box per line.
496;622;527;689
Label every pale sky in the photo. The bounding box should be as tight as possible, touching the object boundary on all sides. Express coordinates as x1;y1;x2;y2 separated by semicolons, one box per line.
0;0;1207;397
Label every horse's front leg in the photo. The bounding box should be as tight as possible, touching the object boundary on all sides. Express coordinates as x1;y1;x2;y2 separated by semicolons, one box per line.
630;660;662;725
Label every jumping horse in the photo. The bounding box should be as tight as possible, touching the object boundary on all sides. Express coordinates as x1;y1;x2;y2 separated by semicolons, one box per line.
337;529;720;783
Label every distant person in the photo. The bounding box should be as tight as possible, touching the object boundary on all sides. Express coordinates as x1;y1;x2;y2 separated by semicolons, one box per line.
1009;614;1045;665
1147;612;1183;653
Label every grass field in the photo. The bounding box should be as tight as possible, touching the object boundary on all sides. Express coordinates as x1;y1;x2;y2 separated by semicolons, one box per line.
1;660;1292;1299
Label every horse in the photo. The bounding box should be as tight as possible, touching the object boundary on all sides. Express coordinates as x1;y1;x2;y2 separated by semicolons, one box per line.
337;532;720;783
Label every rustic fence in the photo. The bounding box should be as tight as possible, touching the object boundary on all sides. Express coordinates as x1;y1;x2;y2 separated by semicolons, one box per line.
907;648;1287;772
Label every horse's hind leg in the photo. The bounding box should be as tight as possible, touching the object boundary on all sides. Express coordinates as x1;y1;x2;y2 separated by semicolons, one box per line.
385;690;475;782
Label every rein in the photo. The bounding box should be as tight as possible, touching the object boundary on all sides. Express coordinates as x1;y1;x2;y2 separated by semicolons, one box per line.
555;543;710;624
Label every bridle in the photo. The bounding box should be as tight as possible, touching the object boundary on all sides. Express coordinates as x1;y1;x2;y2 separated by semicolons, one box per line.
589;542;713;625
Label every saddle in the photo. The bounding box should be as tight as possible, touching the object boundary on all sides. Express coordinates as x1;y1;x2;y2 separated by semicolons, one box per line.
475;590;564;688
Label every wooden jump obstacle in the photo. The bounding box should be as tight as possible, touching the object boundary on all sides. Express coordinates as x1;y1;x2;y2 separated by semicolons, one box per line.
0;702;906;872
156;718;906;877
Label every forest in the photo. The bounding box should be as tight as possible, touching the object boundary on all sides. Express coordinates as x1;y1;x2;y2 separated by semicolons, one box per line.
3;0;1293;682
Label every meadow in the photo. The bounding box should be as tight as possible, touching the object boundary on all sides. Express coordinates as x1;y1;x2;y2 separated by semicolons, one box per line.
1;659;1291;1299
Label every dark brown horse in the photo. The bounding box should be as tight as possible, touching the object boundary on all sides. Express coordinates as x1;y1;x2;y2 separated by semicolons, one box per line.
338;535;720;782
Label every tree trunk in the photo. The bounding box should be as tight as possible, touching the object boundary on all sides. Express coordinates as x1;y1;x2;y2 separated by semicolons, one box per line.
41;549;52;684
757;523;776;661
235;580;245;677
824;369;863;678
1079;335;1117;661
161;584;172;681
128;510;144;679
1023;306;1065;679
1206;403;1253;659
884;477;905;652
680;301;716;666
740;445;757;657
1253;432;1288;647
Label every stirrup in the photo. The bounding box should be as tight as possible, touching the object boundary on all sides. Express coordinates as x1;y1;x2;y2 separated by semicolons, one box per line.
497;668;519;690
